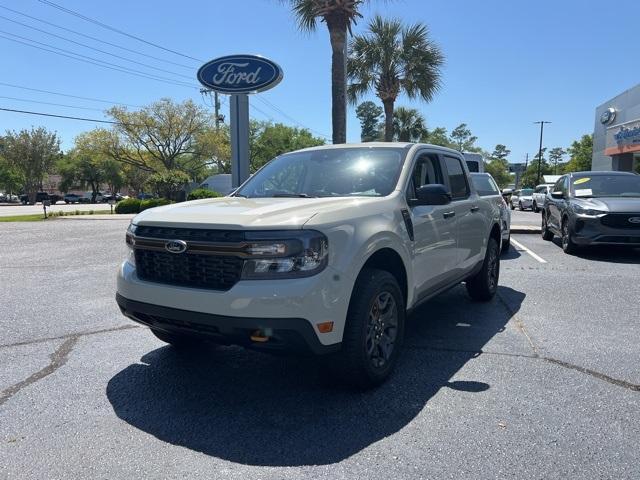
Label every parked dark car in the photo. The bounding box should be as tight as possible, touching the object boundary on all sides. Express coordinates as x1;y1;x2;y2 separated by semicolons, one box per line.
63;193;82;204
542;171;640;254
20;192;62;205
103;193;127;202
136;192;155;200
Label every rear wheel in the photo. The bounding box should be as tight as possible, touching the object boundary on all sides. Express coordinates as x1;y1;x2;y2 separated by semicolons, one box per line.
466;236;500;301
333;268;405;389
541;212;554;241
533;201;539;213
561;219;578;254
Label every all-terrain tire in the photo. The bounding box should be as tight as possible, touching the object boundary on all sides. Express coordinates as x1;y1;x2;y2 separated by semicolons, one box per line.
466;237;500;301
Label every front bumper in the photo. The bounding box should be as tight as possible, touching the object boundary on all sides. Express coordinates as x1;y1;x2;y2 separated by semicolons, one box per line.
116;260;351;353
518;198;533;208
571;216;640;246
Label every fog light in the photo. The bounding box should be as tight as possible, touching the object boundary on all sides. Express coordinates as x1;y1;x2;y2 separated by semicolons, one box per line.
316;321;334;333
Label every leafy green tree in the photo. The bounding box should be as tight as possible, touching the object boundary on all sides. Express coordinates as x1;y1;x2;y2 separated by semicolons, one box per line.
421;126;456;148
548;147;566;174
107;98;209;173
393;107;427;142
490;144;511;160
485;159;511;188
148;170;190;200
355;101;383;142
194;125;232;175
450;123;478;152
57;153;104;202
249;121;325;171
348;15;444;141
2;127;60;203
0;156;25;197
564;135;593;173
285;0;373;144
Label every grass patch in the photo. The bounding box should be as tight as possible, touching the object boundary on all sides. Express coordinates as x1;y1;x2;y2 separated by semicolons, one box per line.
0;214;51;222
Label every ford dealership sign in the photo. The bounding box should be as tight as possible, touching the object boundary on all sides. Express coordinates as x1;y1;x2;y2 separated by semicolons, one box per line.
197;55;283;94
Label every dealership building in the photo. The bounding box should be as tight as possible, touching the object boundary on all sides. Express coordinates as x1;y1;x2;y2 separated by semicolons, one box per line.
593;83;640;172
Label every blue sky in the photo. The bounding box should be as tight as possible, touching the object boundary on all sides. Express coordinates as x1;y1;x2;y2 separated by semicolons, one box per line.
0;0;638;165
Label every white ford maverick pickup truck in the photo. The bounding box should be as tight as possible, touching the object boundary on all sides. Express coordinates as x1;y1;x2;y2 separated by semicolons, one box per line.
117;143;502;387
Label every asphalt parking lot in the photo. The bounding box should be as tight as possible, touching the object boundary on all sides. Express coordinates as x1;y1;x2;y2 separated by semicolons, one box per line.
1;219;639;479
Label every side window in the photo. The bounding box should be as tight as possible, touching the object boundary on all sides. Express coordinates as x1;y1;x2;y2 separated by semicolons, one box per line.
553;178;564;194
407;154;444;199
444;156;470;200
562;176;570;196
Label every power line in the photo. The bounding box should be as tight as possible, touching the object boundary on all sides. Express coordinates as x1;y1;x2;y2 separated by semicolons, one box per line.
0;95;105;112
0;4;194;69
0;106;119;124
0;14;193;80
0;30;198;89
0;82;143;108
38;0;204;62
254;95;331;139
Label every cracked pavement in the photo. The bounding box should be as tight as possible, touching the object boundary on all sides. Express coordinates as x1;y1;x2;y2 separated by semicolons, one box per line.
1;219;639;479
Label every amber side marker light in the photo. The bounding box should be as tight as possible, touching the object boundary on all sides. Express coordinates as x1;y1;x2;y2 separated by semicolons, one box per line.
316;321;334;333
250;330;269;342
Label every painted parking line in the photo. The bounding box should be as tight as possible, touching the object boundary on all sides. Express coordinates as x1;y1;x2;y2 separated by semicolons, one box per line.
510;238;548;264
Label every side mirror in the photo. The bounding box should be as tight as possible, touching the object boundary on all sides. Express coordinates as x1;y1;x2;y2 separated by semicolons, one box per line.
551;191;564;199
412;184;451;206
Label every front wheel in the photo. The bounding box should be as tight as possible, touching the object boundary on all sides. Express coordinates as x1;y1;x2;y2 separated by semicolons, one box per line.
533;202;539;213
466;236;500;301
561;220;578;254
518;202;524;211
333;268;405;389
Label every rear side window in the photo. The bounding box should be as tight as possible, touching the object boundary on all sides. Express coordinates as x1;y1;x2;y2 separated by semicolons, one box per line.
444;156;470;199
471;175;499;196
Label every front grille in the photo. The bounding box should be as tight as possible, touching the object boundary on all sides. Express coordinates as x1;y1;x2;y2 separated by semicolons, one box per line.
600;214;640;229
135;226;245;242
135;249;243;290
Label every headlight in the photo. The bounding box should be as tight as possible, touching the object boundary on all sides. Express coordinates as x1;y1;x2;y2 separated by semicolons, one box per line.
573;205;607;217
126;223;137;265
241;230;328;279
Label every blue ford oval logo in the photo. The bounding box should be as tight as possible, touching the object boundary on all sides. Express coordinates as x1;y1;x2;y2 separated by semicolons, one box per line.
628;217;640;224
197;54;283;94
165;240;187;254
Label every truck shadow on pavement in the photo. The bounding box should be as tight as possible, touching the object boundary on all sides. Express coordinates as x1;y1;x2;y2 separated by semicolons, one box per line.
106;285;525;466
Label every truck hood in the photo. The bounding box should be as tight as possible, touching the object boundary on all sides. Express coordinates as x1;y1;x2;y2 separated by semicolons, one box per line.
132;196;378;229
573;197;640;213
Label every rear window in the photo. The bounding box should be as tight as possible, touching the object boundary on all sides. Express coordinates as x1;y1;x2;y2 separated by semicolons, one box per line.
471;175;499;196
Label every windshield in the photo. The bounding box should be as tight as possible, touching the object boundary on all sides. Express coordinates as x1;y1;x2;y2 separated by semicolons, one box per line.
236;147;406;198
520;188;534;195
571;175;640;198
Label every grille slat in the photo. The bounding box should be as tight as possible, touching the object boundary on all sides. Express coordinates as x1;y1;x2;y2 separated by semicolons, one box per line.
600;214;640;229
134;227;244;290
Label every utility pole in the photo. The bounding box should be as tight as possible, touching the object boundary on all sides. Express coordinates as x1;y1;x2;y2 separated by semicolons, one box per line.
214;91;220;131
534;121;551;185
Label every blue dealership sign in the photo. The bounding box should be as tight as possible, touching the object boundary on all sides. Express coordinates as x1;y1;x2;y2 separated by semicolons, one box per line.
197;54;283;94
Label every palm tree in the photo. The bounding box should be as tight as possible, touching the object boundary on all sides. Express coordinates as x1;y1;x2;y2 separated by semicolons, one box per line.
348;15;444;141
284;1;371;144
393;107;427;142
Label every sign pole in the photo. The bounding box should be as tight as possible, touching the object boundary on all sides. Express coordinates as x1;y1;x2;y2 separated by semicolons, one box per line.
230;94;250;188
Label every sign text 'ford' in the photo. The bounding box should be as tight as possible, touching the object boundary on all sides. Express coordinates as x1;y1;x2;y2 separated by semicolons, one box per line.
197;55;283;94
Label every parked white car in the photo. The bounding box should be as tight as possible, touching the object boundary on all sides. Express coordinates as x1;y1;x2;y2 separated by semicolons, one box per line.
511;188;534;211
116;143;502;387
532;184;552;213
471;173;511;253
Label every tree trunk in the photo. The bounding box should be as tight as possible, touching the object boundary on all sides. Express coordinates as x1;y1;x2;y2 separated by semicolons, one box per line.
327;21;347;144
382;99;394;142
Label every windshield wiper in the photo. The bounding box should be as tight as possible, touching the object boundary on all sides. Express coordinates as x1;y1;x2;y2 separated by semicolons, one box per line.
271;193;316;198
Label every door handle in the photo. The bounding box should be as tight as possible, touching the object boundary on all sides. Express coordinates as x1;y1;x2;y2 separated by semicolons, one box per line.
443;211;455;219
470;205;479;212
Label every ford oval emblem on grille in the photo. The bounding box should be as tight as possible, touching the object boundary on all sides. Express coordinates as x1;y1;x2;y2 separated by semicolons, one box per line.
628;217;640;224
165;240;187;254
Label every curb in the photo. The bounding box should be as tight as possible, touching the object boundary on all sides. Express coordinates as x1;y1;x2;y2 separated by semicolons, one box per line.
58;214;135;220
511;225;541;234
